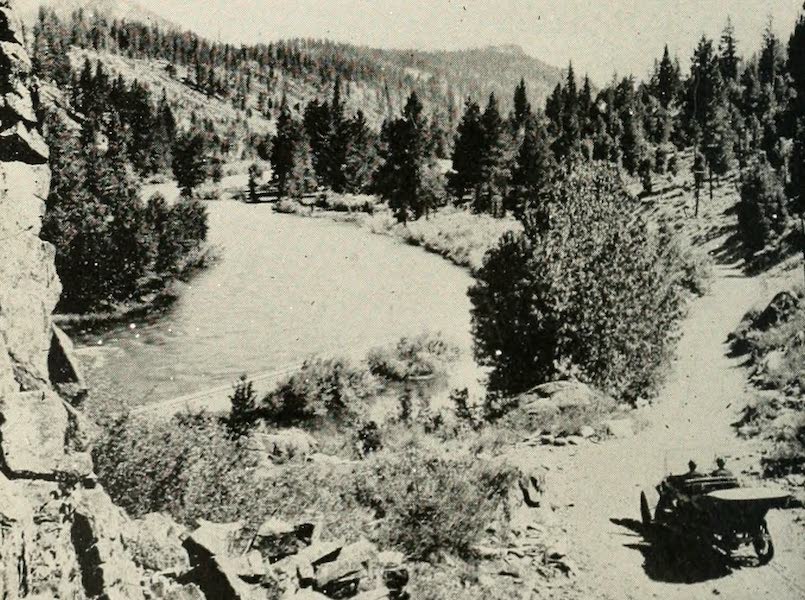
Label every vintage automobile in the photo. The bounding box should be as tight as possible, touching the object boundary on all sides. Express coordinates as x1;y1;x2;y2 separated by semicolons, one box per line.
639;470;790;564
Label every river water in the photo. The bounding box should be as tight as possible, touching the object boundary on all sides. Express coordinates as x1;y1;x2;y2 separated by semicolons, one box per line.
76;201;479;415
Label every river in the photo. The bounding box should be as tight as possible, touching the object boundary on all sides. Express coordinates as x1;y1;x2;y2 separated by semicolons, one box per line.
76;201;480;416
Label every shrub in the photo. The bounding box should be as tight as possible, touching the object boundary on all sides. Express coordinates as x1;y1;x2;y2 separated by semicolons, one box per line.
358;440;517;560
92;411;256;521
318;192;378;213
227;375;257;438
469;163;686;403
261;357;379;425
367;333;460;381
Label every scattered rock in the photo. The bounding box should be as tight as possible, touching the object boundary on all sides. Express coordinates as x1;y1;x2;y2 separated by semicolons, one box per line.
183;520;245;563
579;425;595;438
253;517;315;562
603;418;634;439
126;512;189;573
314;537;377;595
785;474;805;488
251;428;319;462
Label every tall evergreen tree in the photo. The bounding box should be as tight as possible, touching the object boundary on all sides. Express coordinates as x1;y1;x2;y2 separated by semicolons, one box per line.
511;78;531;131
376;91;440;223
505;115;556;218
342;110;378;193
654;45;681;109
477;93;508;214
448;99;484;202
172;131;208;197
718;17;740;82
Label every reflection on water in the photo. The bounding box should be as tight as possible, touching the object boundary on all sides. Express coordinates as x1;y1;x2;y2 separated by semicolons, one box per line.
77;201;478;414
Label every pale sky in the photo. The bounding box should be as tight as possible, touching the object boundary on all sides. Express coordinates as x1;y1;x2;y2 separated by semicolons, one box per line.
32;0;805;83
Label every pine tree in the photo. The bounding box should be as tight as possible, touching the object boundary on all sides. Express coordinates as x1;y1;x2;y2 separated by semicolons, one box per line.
654;45;681;109
719;17;740;82
172;131;208;197
272;99;301;197
448;99;484;202
303;98;332;184
342;110;378;193
758;19;784;89
376;91;440;223
511;78;531;132
477;93;508;214
789;3;805;114
505;115;556;218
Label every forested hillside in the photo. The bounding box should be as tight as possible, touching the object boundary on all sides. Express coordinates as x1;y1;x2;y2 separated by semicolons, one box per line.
24;2;563;130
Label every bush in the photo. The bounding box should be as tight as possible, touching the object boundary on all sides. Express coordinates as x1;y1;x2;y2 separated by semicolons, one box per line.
227;375;257;438
469;163;686;403
358;440;517;560
92;411;256;521
92;411;373;537
367;332;460;381
261;357;379;425
318;192;378;213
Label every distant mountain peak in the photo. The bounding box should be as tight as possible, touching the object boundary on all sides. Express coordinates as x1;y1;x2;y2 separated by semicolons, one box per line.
486;44;528;57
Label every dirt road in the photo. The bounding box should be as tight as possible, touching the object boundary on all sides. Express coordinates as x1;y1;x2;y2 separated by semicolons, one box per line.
547;262;805;599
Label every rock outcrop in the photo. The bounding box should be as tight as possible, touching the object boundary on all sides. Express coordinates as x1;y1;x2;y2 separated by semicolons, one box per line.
0;3;194;598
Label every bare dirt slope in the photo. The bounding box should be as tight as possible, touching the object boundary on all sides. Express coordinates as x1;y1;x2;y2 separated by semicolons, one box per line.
544;173;805;599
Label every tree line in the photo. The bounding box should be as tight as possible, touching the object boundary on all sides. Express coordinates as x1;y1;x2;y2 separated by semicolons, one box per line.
32;10;212;312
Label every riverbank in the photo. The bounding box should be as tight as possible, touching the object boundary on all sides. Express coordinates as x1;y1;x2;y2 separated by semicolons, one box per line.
274;196;520;272
55;244;219;333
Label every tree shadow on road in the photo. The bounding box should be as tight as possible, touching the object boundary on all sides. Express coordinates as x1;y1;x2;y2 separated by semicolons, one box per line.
611;517;735;584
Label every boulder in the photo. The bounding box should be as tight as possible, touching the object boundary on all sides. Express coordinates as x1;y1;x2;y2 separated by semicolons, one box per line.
272;541;341;584
126;512;189;573
184;520;245;563
522;381;606;410
579;425;595;438
603;418;634;439
752;291;800;332
760;349;786;378
0;6;26;45
71;488;146;600
314;537;377;595
55;451;95;482
0;39;31;76
2;79;37;124
0;390;68;477
253;428;318;461
145;575;205;600
253;517;315;562
48;323;88;402
0;121;48;164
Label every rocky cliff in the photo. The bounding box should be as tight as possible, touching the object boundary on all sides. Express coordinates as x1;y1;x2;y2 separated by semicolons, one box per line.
0;1;194;597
